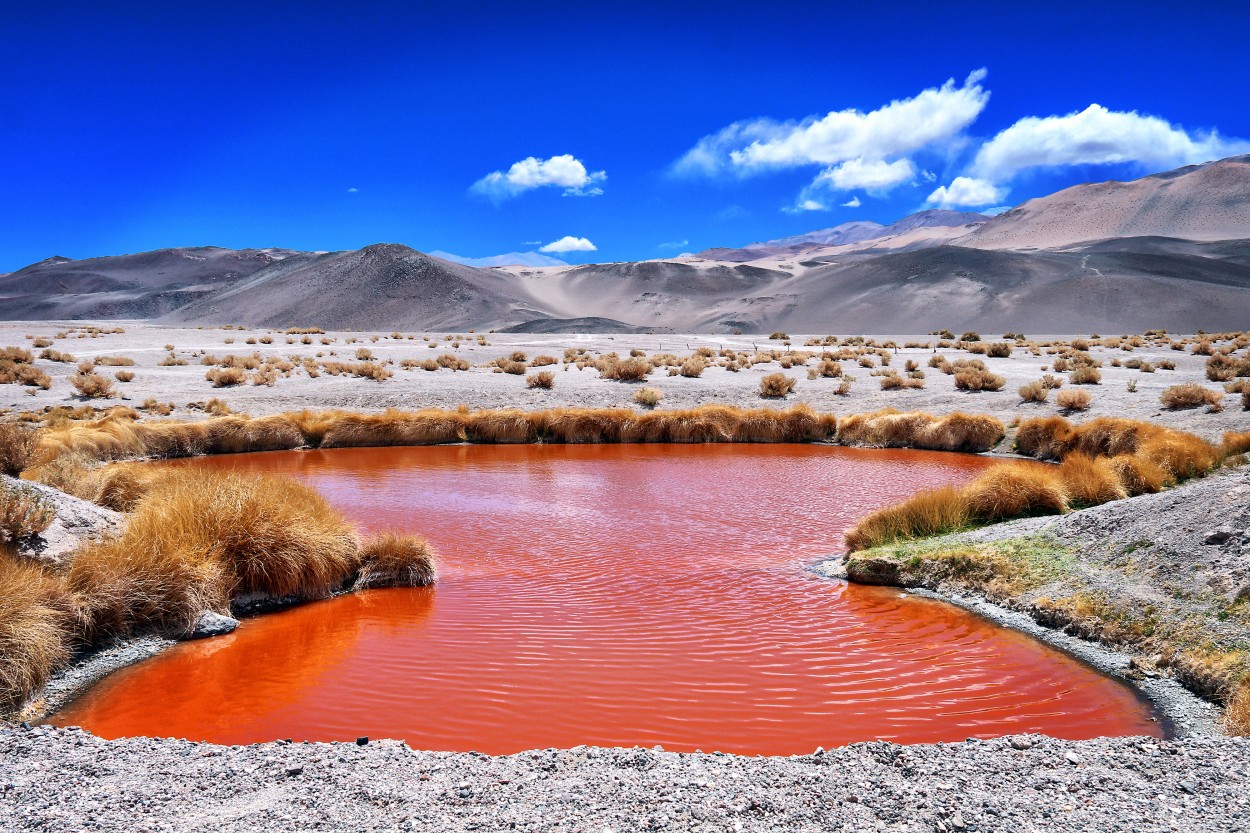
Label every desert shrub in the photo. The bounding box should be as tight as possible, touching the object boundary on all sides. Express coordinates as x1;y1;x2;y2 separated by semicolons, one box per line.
0;425;39;475
69;371;116;399
986;342;1012;358
0;556;76;713
679;357;708;378
530;355;558;367
526;370;555;389
66;471;359;640
1018;380;1049;403
1056;388;1092;411
206;367;246;387
114;370;135;382
769;331;789;340
354;532;437;589
93;356;135;366
759;373;796;398
0;347;34;364
0;481;56;541
496;359;527;375
837;409;1003;453
1161;383;1224;411
38;349;74;363
960;331;980;342
355;347;374;361
633;387;663;408
1069;365;1101;384
954;366;1005;391
159;354;188;367
597;357;652;382
14;365;51;389
963;464;1068;521
879;374;924;390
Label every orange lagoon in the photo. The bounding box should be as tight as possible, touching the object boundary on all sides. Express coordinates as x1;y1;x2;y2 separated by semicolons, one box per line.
51;443;1164;754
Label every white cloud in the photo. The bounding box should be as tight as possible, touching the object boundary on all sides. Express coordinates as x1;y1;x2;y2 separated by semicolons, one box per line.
813;157;916;191
346;187;359;193
658;239;689;250
472;154;606;200
972;104;1250;182
783;199;829;214
842;196;861;208
673;69;989;177
926;176;1007;208
539;236;597;253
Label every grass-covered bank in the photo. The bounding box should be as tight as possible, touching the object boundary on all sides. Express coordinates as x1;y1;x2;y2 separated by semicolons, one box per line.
843;468;1250;735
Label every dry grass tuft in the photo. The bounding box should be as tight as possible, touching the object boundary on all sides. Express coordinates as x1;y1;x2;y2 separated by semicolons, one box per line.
0;556;75;713
844;486;970;552
1056;453;1128;507
596;357;652;382
1161;382;1225;412
963;464;1068;521
67;471;359;640
1226;678;1250;737
836;409;1004;453
0;424;39;475
526;370;555;389
1018;380;1049;402
0;481;56;542
633;387;663;408
353;532;437;589
953;366;1006;391
1056;388;1092;411
759;373;796;398
68;371;115;399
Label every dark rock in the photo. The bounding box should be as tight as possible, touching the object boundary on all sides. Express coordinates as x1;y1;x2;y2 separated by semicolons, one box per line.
845;557;901;586
356;737;369;746
183;611;239;640
284;765;303;777
1204;529;1234;545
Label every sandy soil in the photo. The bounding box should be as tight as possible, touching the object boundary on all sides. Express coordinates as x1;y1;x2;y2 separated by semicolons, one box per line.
1;322;1243;442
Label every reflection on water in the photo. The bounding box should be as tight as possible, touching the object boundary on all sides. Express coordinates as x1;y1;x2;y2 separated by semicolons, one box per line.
52;444;1163;753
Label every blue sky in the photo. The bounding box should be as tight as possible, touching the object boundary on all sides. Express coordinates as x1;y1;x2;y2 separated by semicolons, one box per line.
3;1;1249;272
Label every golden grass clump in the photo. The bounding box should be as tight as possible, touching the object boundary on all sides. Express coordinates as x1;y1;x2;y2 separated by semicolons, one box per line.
67;471;359;640
962;464;1068;521
953;366;1005;391
1056;388;1092;411
68;370;116;398
1055;453;1128;507
1161;382;1224;412
353;532;437;589
597;356;652;381
633;387;663;408
1226;677;1250;737
315;408;466;448
836;409;1004;453
843;485;970;552
0;556;76;713
206;366;246;387
759;372;796;398
0;481;56;542
1018;380;1049;403
526;370;555;389
0;424;39;475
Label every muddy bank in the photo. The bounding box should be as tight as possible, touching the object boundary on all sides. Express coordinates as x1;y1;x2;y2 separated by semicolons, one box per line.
3;725;1247;832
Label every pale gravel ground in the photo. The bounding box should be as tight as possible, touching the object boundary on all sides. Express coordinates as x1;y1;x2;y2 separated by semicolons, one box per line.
0;322;1244;442
5;321;1248;831
3;726;1247;832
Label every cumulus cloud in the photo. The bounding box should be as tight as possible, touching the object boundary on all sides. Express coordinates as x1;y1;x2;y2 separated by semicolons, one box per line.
673;69;989;177
813;157;917;191
784;199;829;213
926;176;1007;208
971;104;1250;182
472;154;606;200
658;239;689;250
842;197;861;208
539;236;597;253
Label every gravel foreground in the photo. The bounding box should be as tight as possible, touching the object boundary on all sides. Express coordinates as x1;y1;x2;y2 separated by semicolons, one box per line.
4;726;1248;832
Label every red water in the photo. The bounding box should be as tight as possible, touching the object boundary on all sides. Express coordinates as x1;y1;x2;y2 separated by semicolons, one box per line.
52;444;1163;753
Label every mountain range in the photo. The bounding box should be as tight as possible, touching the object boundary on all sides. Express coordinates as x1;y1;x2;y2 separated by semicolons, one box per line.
3;155;1249;333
